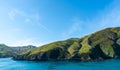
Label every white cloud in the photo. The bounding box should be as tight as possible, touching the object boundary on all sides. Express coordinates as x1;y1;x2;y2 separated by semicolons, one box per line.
8;9;30;21
33;13;41;22
62;0;120;39
10;28;21;32
90;0;120;29
6;38;46;47
24;18;31;23
7;8;50;32
71;0;120;35
62;18;83;38
8;9;19;20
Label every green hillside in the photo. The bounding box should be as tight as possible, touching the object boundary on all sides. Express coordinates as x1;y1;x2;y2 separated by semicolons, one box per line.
0;44;16;58
13;27;120;61
0;44;36;58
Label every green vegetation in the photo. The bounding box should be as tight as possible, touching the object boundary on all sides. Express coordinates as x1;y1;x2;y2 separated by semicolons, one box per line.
13;27;120;61
0;44;36;58
79;35;91;54
68;42;80;55
0;44;16;58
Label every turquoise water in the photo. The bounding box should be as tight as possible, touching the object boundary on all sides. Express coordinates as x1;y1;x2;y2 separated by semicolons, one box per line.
0;58;120;70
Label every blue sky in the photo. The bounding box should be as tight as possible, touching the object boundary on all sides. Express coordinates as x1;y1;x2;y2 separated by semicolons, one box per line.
0;0;120;46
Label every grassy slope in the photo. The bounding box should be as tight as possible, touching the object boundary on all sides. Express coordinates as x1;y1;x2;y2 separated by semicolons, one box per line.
17;27;120;60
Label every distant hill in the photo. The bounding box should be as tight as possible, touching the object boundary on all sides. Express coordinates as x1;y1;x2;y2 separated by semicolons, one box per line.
0;44;36;58
13;27;120;61
0;44;16;58
11;45;36;54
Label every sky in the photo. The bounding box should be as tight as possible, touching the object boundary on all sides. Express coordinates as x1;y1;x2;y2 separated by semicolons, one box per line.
0;0;120;46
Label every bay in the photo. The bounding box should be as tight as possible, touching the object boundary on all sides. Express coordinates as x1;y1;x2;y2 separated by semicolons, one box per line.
0;58;120;70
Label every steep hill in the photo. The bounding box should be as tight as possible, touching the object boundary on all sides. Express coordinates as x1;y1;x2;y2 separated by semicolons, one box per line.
13;27;120;61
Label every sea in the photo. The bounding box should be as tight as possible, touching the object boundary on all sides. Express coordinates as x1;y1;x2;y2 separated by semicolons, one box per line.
0;58;120;70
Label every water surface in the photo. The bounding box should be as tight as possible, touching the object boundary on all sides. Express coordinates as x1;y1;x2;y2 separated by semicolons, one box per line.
0;58;120;70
